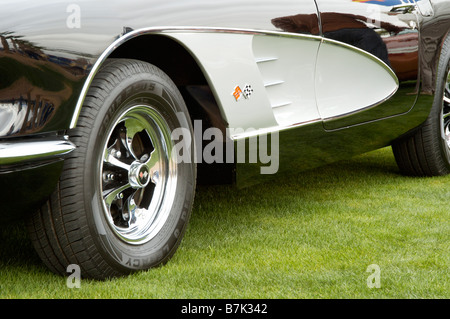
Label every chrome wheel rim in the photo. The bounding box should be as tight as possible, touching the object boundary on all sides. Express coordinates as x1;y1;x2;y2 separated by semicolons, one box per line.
100;105;177;245
444;70;450;149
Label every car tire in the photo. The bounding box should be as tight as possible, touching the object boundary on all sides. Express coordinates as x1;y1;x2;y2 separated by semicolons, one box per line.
392;36;450;177
26;59;196;279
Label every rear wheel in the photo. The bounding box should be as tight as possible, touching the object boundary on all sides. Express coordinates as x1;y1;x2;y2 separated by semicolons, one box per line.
26;59;196;279
392;37;450;176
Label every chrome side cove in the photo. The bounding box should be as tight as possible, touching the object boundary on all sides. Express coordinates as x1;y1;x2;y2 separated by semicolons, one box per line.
316;37;400;124
0;135;75;165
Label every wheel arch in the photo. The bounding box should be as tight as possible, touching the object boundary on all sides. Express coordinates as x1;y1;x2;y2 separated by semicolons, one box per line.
109;34;208;88
71;31;234;184
73;32;225;124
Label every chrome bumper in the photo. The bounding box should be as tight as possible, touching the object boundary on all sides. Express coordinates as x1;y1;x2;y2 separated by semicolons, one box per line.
0;135;76;165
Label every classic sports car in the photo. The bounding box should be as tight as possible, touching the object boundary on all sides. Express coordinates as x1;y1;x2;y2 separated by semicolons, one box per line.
1;0;449;279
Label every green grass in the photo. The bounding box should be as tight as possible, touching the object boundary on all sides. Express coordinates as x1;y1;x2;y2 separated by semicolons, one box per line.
0;147;449;299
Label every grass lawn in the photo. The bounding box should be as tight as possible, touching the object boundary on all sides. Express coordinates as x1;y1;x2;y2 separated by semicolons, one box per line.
0;147;448;299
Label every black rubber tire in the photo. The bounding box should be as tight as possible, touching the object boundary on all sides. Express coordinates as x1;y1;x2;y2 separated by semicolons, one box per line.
392;36;450;177
26;59;196;279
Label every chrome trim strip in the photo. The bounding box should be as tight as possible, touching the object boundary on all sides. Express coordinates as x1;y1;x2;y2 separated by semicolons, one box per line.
255;57;279;63
0;136;76;165
70;27;323;128
271;101;292;109
322;88;399;124
264;80;285;87
230;118;321;140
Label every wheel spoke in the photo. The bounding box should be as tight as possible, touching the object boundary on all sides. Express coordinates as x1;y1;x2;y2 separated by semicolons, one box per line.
145;148;162;184
445;125;450;149
443;99;450;119
123;118;147;160
103;183;132;206
444;111;450;120
121;133;136;161
444;96;450;105
104;146;131;172
125;196;138;226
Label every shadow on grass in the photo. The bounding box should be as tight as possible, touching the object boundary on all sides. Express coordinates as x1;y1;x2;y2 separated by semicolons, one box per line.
0;147;411;277
192;147;402;214
0;220;46;272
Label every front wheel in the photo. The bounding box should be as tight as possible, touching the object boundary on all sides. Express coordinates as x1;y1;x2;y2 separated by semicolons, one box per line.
27;59;196;279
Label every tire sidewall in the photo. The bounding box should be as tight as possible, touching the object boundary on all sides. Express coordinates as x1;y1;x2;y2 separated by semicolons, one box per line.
432;39;450;170
81;64;195;275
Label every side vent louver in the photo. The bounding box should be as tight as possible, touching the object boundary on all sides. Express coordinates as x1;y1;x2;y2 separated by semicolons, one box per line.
255;57;293;111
